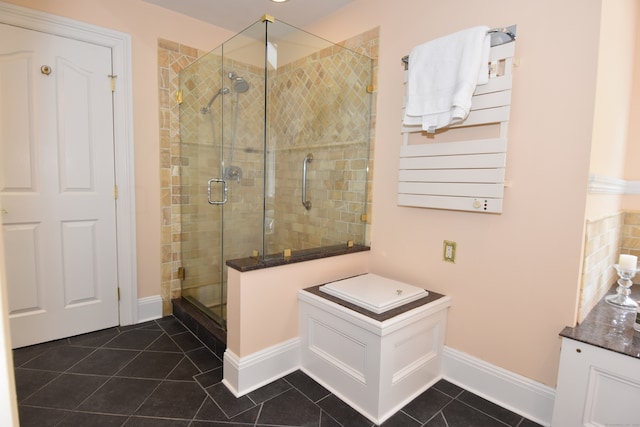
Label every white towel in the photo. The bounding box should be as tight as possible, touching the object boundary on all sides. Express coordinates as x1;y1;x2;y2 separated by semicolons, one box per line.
404;26;490;132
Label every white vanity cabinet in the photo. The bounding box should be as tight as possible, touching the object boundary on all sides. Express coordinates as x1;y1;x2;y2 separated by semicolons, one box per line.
551;337;640;426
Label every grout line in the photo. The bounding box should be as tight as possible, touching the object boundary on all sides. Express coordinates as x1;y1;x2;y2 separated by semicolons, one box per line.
454;398;513;427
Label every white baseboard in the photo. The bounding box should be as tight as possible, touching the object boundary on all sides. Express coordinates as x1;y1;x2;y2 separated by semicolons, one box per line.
442;346;555;427
219;339;556;425
137;295;163;323
223;338;300;397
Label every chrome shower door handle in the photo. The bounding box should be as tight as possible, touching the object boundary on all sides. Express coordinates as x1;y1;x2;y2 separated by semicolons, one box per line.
207;178;228;205
301;153;313;210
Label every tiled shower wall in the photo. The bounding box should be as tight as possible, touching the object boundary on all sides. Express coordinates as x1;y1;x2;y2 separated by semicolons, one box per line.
579;211;640;323
158;29;379;315
158;39;204;315
266;35;376;252
622;211;640;256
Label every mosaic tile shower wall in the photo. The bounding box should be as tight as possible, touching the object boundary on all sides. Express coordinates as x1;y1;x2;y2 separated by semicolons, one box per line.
265;35;375;252
158;28;379;316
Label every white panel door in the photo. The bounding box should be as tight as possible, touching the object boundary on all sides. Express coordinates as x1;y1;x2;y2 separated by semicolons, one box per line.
0;23;119;348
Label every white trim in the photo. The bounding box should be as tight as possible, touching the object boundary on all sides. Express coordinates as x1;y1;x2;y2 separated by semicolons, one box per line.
442;346;555;427
220;339;556;425
223;338;300;397
137;296;163;323
626;180;640;194
0;1;138;326
588;174;635;194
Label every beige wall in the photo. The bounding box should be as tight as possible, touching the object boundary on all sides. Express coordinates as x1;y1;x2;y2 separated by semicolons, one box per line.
623;0;640;212
586;0;639;219
590;0;637;179
626;3;640;183
1;0;233;299
227;251;370;357
308;0;602;387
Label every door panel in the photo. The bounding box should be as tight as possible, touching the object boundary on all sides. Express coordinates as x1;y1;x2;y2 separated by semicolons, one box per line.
0;23;119;348
4;223;41;314
0;52;36;191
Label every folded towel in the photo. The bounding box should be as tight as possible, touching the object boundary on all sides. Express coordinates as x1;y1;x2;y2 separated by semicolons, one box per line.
404;26;490;132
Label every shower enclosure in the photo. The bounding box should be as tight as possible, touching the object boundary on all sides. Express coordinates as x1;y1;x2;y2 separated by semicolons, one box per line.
178;16;373;329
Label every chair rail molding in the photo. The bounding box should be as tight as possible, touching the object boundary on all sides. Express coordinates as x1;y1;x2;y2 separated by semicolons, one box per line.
588;174;640;194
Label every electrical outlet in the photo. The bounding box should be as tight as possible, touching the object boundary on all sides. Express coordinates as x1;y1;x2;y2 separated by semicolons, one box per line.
443;240;456;263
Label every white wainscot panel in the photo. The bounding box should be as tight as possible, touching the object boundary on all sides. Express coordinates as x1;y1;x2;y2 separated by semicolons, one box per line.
583;367;640;425
308;317;369;383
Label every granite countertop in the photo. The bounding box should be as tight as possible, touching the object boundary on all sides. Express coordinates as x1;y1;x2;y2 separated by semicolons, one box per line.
560;284;640;359
226;244;370;272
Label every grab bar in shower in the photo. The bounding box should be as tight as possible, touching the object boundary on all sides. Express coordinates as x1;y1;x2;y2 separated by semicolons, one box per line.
207;178;228;205
301;153;313;210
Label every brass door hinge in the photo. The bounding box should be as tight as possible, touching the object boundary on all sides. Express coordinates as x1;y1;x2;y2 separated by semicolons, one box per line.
117;287;121;300
114;185;118;199
177;267;185;280
108;74;117;92
176;90;183;105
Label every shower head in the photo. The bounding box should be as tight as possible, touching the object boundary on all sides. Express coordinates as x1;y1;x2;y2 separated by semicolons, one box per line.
201;87;230;114
234;78;250;93
228;72;250;93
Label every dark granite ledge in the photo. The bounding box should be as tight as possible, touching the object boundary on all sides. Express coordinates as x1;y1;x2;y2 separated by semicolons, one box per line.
560;284;640;359
226;244;370;272
302;282;447;322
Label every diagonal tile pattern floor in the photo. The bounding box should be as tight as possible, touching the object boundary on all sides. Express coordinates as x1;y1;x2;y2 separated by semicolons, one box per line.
12;316;544;426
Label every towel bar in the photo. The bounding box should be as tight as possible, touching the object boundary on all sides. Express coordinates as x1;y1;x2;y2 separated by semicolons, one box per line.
401;25;516;70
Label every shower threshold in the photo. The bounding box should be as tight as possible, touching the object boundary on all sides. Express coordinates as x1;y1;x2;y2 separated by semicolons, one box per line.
183;295;226;327
172;297;227;354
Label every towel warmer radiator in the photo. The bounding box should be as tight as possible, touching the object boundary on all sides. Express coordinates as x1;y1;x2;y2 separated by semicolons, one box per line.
398;26;516;214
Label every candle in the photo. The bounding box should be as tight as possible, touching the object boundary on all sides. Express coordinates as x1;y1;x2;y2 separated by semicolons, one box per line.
619;254;638;271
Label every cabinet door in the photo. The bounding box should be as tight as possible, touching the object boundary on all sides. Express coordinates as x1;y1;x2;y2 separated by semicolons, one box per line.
552;338;640;426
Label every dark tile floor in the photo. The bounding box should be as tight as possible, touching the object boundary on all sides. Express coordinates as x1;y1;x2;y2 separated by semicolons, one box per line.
12;316;543;426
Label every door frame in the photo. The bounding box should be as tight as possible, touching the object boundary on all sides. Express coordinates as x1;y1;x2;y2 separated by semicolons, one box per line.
0;1;138;326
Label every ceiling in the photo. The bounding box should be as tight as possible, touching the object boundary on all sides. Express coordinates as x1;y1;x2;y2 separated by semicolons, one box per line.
143;0;354;33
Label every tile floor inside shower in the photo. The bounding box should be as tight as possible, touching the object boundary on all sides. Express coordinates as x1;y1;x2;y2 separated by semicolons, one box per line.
12;315;544;427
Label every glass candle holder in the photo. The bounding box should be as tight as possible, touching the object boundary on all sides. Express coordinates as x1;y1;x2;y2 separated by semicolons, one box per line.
605;264;639;309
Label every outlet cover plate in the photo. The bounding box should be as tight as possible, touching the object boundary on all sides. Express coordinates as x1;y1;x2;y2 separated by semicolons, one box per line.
443;240;456;263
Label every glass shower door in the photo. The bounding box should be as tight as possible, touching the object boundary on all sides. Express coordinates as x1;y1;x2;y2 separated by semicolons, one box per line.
219;24;267;318
178;47;227;325
178;28;267;328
